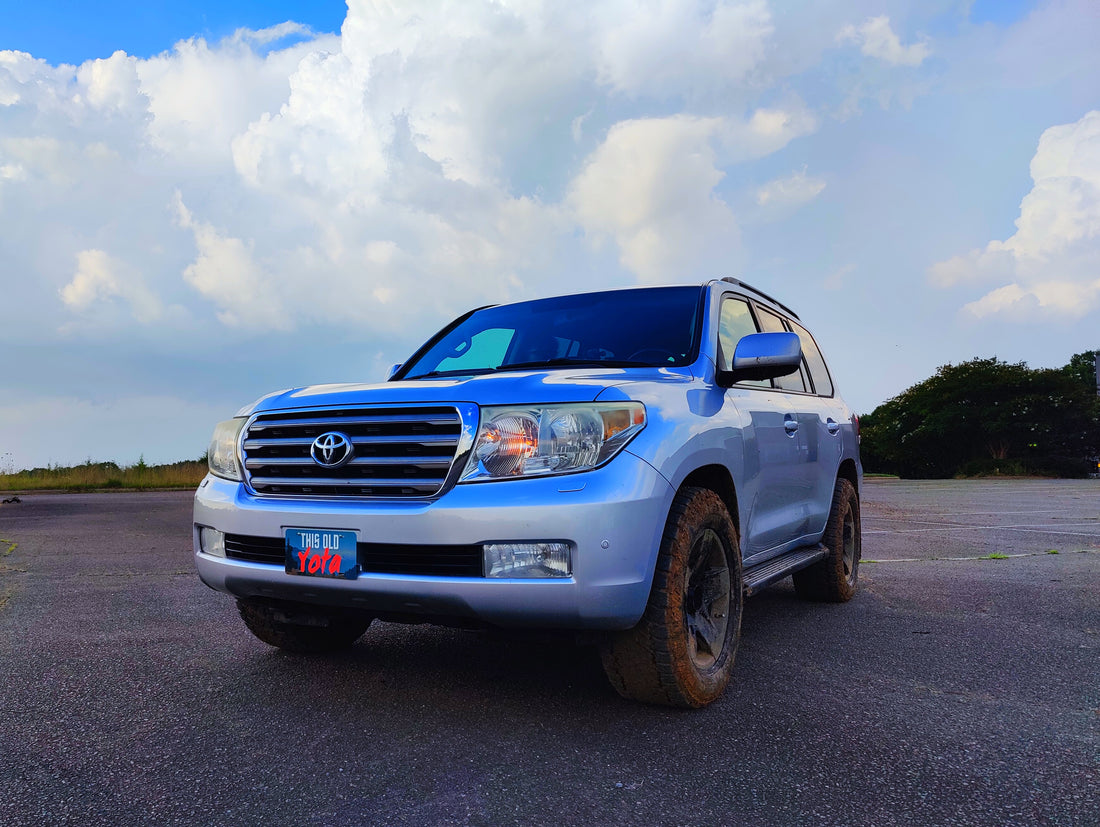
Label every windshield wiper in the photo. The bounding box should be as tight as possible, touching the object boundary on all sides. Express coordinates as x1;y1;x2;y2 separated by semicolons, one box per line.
495;358;653;371
405;358;658;380
402;368;500;380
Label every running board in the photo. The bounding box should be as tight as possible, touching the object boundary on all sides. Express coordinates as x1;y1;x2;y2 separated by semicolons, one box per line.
742;544;828;596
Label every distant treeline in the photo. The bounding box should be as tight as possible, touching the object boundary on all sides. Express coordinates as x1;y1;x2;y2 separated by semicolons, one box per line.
0;457;208;491
861;351;1100;479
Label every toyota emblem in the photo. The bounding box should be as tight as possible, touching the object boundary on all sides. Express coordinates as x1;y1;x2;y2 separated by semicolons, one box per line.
310;432;354;468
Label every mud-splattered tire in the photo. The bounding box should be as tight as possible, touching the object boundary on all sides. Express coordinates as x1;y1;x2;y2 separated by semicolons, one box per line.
793;478;861;602
600;487;743;708
237;600;371;653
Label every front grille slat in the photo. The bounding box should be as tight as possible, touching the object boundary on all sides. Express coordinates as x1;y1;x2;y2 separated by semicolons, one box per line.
249;476;444;489
249;413;460;431
241;405;464;499
244;435;460;449
224;533;483;577
245;456;453;470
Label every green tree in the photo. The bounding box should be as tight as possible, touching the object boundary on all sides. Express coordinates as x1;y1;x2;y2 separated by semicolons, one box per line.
861;354;1100;479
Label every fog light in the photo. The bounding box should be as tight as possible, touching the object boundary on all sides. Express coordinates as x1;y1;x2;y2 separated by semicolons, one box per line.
483;542;572;578
199;526;226;558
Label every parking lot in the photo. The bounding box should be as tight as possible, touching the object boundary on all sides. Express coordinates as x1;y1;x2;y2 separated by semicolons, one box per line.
1;479;1097;826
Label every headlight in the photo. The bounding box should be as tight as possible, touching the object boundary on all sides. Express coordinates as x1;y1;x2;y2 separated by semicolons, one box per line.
459;403;645;482
208;418;246;481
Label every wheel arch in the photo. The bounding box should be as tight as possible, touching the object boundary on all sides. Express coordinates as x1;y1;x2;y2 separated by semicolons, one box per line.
838;457;860;497
678;464;740;534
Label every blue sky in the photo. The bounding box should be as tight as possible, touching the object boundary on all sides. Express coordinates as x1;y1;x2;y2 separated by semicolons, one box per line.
0;1;346;64
1;0;1098;470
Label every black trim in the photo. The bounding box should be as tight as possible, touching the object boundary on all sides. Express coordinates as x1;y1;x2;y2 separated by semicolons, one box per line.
720;277;801;320
224;533;485;577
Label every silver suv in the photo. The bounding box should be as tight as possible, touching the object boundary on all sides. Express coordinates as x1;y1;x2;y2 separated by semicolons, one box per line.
194;278;862;707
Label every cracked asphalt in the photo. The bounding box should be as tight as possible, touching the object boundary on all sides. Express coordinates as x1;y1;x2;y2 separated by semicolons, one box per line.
0;479;1097;826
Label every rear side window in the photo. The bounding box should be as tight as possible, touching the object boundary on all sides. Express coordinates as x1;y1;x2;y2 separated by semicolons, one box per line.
755;307;807;393
789;320;834;397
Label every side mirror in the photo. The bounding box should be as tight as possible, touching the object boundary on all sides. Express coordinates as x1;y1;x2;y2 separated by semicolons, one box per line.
387;363;402;380
717;331;802;386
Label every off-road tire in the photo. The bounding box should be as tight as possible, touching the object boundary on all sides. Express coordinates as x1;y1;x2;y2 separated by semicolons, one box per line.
793;478;861;602
237;600;371;653
600;487;743;708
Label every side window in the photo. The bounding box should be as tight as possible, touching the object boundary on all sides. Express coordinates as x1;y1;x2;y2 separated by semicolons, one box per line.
435;328;514;372
717;297;760;372
789;320;834;397
755;307;807;393
718;297;772;388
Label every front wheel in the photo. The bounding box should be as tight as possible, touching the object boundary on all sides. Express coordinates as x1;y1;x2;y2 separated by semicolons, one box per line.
600;487;743;708
237;600;372;653
793;478;861;602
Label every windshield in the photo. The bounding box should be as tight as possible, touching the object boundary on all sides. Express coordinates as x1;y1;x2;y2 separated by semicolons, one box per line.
400;286;705;379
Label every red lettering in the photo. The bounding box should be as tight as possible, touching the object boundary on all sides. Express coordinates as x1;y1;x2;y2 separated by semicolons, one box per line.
307;554;321;574
297;549;309;570
321;548;332;571
328;554;342;574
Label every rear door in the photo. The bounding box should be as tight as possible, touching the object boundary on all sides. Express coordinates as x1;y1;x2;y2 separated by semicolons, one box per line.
787;318;846;535
752;306;823;540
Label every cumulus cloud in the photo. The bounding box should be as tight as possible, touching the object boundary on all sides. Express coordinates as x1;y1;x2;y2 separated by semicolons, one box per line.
930;110;1100;319
838;16;930;67
569;116;737;282
174;194;287;329
756;168;826;210
1;0;817;352
61;249;162;323
594;0;774;100
568;104;815;281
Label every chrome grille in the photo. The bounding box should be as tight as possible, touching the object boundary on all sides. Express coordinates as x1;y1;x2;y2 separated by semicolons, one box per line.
241;406;465;498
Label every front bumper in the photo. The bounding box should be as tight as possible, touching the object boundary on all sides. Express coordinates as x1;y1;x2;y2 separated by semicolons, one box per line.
193;452;673;630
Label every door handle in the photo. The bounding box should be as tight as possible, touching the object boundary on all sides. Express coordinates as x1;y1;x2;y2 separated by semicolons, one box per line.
826;418;840;435
784;415;798;436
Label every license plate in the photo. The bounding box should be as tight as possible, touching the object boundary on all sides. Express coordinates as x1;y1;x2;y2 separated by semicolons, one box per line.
285;529;358;579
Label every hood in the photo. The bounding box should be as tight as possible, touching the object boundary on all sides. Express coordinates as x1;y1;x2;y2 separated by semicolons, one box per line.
240;367;694;415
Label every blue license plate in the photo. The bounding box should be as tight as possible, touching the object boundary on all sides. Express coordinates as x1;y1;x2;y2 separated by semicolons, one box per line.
285;529;358;579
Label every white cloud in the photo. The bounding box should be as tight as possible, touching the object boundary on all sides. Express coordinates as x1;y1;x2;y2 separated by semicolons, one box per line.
595;0;774;100
1;1;837;468
962;280;1100;320
567;103;817;281
61;249;162;323
756;168;826;210
569;115;738;282
838;16;930;67
174;193;287;329
931;110;1100;319
2;2;823;348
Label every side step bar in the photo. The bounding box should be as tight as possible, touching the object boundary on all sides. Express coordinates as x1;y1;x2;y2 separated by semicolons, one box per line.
742;544;828;596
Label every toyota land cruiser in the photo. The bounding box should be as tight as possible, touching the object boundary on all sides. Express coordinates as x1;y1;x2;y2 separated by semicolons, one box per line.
194;278;862;707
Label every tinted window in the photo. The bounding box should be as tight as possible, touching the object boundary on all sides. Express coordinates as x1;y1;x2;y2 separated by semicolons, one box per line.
789;320;833;397
403;286;704;378
755;307;807;393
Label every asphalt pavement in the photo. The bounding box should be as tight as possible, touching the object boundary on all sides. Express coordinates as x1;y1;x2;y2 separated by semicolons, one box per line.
0;480;1097;826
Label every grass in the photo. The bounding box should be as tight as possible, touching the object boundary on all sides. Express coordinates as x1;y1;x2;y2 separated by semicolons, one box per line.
981;552;1010;560
0;458;207;492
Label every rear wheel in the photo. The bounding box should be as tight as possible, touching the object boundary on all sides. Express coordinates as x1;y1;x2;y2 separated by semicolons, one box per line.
237;600;372;653
793;478;861;602
600;487;743;708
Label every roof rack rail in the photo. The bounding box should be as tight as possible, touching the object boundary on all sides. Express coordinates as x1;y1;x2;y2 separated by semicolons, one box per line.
719;277;801;320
